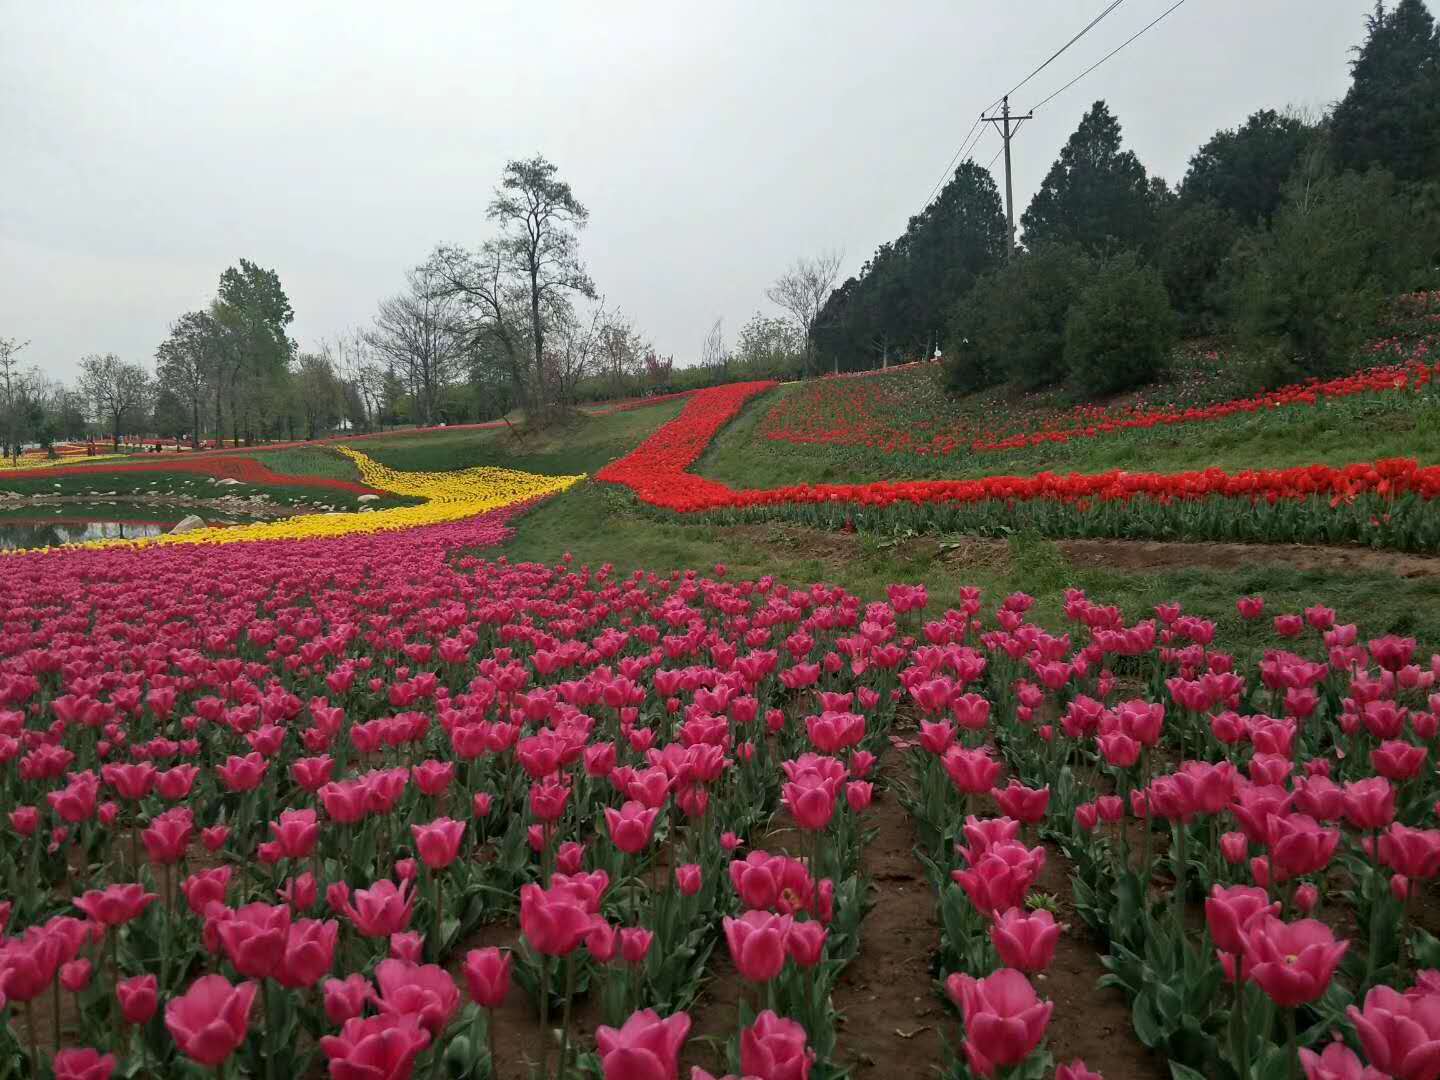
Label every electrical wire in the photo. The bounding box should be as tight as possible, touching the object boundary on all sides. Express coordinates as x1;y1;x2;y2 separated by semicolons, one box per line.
1030;0;1188;112
921;115;986;209
986;0;1128;111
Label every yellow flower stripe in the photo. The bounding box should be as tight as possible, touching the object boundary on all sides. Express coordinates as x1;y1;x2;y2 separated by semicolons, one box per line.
0;453;128;471
16;449;584;552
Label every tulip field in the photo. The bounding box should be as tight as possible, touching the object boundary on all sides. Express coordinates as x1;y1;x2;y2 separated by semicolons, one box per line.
4;331;1440;1080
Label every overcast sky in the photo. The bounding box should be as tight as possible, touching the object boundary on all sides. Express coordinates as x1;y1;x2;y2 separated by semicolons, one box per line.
2;1;1374;381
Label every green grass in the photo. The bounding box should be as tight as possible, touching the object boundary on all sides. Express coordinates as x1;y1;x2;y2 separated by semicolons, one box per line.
698;385;1440;488
361;401;687;476
251;447;365;483
501;484;1440;661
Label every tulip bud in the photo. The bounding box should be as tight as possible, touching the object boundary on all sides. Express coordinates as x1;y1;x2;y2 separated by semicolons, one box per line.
1392;873;1410;902
1220;831;1249;865
472;792;493;818
1250;856;1271;890
390;931;425;962
60;959;92;992
1294;883;1319;914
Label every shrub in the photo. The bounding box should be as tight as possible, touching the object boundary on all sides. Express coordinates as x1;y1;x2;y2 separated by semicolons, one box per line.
1064;251;1177;398
944;244;1091;394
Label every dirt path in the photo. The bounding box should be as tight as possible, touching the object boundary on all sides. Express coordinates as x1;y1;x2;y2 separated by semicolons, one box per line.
721;523;1440;579
829;759;945;1075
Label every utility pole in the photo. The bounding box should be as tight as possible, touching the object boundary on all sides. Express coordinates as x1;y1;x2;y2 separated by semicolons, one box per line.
981;95;1033;257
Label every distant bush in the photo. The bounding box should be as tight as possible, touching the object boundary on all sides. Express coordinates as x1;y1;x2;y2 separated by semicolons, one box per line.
944;244;1092;394
1231;168;1437;379
1064;251;1178;398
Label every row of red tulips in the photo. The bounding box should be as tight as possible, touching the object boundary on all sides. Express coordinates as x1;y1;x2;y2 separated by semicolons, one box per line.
757;333;1437;458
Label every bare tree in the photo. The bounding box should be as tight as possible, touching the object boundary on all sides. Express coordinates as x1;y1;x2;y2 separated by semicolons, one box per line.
78;353;151;450
425;242;532;415
547;303;606;406
765;250;844;374
488;155;596;420
155;310;221;447
364;266;464;427
0;337;30;461
699;318;729;372
595;312;650;396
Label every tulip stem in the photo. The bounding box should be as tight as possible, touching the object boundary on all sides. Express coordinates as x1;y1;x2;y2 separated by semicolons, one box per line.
432;870;443;962
485;1006;498;1080
1285;1008;1297;1080
538;955;551;1080
23;1000;37;1070
557;953;576;1080
52;974;61;1049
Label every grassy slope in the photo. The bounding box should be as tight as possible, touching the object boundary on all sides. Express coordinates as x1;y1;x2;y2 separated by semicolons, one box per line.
361;400;688;476
698;381;1440;488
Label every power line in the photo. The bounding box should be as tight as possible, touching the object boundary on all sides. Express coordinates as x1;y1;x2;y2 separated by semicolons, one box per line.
987;0;1129;111
922;115;986;209
1030;0;1188;112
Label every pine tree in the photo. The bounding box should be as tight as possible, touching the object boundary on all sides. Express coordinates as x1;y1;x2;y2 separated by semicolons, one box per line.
1332;0;1440;182
1019;101;1154;256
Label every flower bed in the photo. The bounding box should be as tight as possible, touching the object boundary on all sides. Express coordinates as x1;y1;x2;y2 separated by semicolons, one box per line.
14;450;584;553
758;346;1440;458
0;454;381;492
596;383;1440;550
2;509;1438;1078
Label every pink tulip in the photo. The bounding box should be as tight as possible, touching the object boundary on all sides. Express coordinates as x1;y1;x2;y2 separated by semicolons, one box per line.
946;967;1053;1076
344;879;415;938
411;817;466;870
323;973;371;1024
596;1008;692;1080
621;927;655;966
605;801;661;855
724;911;792;983
740;1010;814;1080
1242;915;1348;1007
990;907;1060;972
952;841;1045;916
51;1049;116;1080
463;947;512;1008
1300;1041;1389;1080
165;974;258;1066
991;781;1050;824
1343;777;1397;830
274;918;338;989
372;958;461;1036
73;883;157;927
675;864;702;897
117;974;158;1024
943;746;1001;794
782;773;836;831
1266;814;1340;881
1205;885;1279;956
520;882;598;957
1347;985;1440;1080
318;1014;431;1079
214;902;291;979
1055;1061;1104;1080
1378;824;1440;880
785;920;828;968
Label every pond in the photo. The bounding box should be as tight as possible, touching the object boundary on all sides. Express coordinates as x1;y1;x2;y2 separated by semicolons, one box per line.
0;504;264;550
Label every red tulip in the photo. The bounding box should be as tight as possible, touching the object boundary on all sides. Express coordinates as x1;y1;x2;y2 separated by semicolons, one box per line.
595;1008;692;1080
462;947;512;1008
201;825;231;852
740;1010;814;1080
946;968;1053;1076
165;974;258;1066
990;908;1060;973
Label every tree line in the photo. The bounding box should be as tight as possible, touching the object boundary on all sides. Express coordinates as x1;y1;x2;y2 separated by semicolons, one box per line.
812;0;1440;400
0;155;690;455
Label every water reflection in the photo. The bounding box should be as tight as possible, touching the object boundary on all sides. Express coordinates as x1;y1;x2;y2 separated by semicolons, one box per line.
0;506;253;550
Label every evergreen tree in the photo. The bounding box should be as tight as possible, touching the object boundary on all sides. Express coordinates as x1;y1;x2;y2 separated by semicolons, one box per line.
1181;108;1317;225
1019;101;1154;256
1332;0;1440;182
